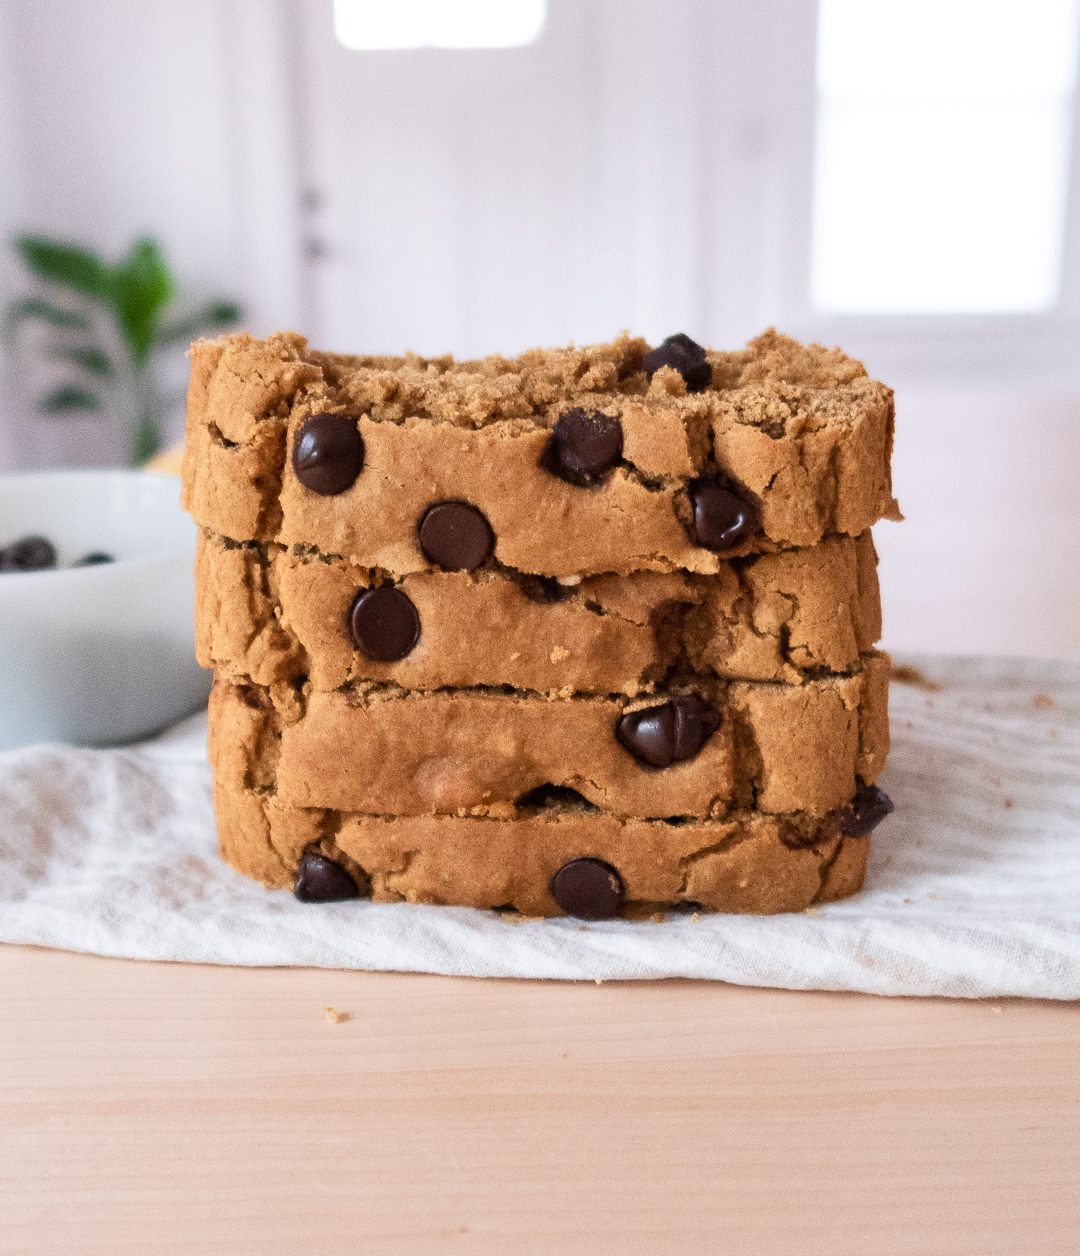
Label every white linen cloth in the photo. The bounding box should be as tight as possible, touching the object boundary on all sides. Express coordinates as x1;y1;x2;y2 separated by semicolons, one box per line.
0;653;1077;997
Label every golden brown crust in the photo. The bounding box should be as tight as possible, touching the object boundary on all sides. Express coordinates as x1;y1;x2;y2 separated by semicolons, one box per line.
194;533;306;688
181;329;900;570
709;381;897;548
207;677;281;794
278;417;718;577
181;333;322;541
684;531;882;683
206;656;885;821
855;651;891;785
197;529;881;694
212;780;852;916
212;780;291;888
272;389;895;575
814;835;871;904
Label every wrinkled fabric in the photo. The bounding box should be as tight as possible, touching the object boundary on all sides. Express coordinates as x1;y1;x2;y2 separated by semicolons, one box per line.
0;653;1077;997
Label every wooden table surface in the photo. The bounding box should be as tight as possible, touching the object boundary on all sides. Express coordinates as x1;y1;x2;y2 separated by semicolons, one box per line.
2;944;1078;1256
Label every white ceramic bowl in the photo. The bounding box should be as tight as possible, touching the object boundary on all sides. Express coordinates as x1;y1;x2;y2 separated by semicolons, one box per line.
0;470;211;751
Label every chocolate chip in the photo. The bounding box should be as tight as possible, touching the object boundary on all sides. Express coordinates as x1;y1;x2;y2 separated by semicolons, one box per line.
687;477;760;551
643;333;712;392
73;551;114;567
840;781;894;838
0;535;57;572
617;703;675;768
545;408;623;485
616;694;720;768
349;586;421;661
294;853;361;903
550;858;624;919
671;693;722;760
418;500;494;570
292;413;365;496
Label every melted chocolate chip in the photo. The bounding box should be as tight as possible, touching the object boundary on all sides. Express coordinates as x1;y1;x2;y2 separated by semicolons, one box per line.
643;333;712;392
671;693;722;760
418;500;494;571
0;535;56;573
840;781;894;838
292;413;365;496
616;694;720;769
687;477;761;551
294;853;361;903
617;703;675;768
550;858;625;919
545;408;623;485
349;587;421;661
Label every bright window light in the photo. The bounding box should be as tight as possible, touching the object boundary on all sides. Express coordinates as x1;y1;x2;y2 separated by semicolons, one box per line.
333;0;546;50
811;0;1080;314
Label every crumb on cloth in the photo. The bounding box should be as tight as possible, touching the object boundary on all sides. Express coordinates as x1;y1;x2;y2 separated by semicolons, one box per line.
890;664;943;693
1033;694;1054;709
324;1006;348;1024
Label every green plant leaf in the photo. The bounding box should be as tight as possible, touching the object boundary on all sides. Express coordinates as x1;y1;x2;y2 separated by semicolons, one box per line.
157;299;242;346
111;237;175;369
14;236;112;301
38;385;103;414
130;412;162;464
3;296;93;343
48;345;115;378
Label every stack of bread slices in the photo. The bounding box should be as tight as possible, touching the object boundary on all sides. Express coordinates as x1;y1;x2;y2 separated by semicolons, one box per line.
183;327;899;919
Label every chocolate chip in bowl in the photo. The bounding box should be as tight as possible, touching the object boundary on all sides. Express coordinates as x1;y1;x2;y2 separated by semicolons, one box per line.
0;469;211;749
0;536;118;573
0;535;57;572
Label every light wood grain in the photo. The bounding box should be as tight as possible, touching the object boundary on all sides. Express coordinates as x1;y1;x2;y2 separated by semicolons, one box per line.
2;944;1078;1256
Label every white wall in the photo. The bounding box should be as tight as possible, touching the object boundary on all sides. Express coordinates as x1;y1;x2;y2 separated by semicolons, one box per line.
878;388;1080;661
295;0;817;358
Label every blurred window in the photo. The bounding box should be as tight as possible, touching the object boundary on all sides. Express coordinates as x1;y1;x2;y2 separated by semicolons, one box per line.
333;0;546;50
811;0;1080;314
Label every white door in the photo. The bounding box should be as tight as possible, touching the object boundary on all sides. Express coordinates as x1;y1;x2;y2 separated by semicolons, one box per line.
291;0;814;358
